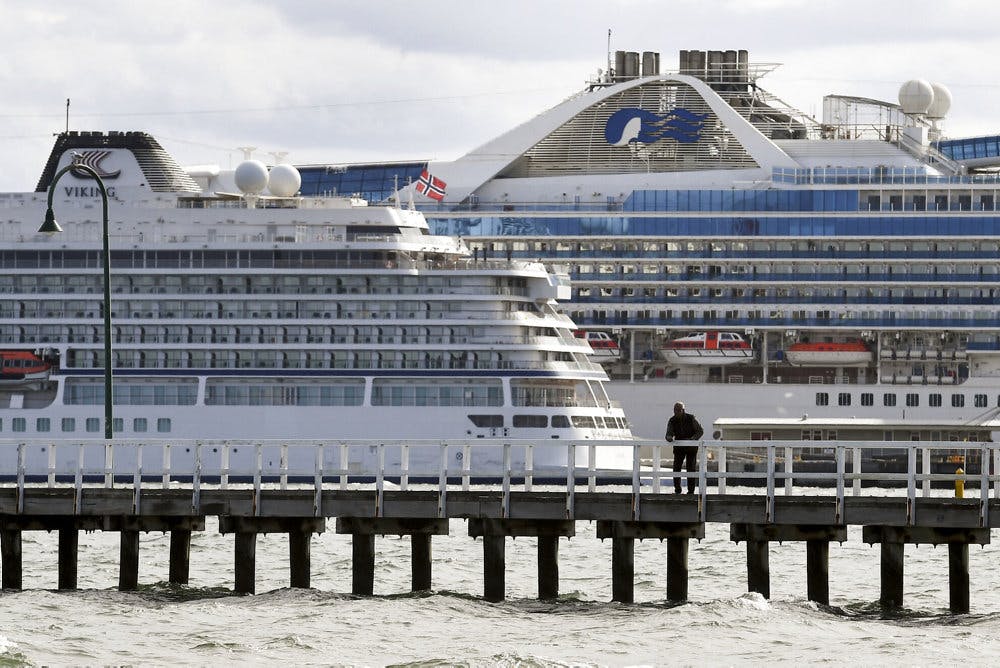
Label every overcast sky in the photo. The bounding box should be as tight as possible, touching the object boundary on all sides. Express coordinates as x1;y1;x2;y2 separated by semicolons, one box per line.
2;0;999;191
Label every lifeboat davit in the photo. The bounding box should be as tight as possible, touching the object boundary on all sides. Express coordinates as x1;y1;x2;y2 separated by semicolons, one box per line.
659;331;753;366
0;351;52;387
784;340;873;367
574;330;620;364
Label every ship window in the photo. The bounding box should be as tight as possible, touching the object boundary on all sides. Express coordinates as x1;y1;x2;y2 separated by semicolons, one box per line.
906;393;919;407
951;394;965;408
571;416;596;429
468;415;503;428
36;418;49;433
157;418;171;433
883;393;897;407
749;431;772;441
975;394;988;408
929;394;942;407
552;415;571;428
61;418;74;432
12;418;25;433
513;415;547;428
134;418;148;433
815;392;829;406
113;418;124;433
86;418;100;432
837;393;851;406
860;393;873;407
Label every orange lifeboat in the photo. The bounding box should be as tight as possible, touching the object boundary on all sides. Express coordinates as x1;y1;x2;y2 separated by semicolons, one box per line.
659;331;753;365
574;330;620;364
784;340;873;366
0;351;52;386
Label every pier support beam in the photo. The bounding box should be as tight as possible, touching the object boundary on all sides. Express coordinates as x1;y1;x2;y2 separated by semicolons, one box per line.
597;521;705;604
119;529;140;591
863;526;988;613
1;529;22;590
338;517;449;595
731;524;847;602
468;518;575;602
289;530;312;589
169;529;192;585
220;516;326;595
58;528;78;590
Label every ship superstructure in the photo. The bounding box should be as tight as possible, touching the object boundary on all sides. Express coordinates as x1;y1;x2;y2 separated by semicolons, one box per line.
0;131;631;465
293;48;1000;439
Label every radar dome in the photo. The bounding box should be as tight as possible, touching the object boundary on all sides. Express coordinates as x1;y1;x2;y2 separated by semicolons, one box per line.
898;79;933;114
268;163;301;197
234;160;269;194
927;82;952;119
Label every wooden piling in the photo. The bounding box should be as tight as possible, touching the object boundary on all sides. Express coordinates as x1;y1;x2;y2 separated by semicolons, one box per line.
483;535;505;602
169;529;191;585
948;543;970;614
411;533;432;592
611;537;634;604
1;529;22;590
119;529;140;591
57;528;78;590
879;541;904;609
666;537;689;602
806;539;830;605
234;531;256;595
352;533;376;596
537;535;559;600
746;539;770;599
289;530;312;589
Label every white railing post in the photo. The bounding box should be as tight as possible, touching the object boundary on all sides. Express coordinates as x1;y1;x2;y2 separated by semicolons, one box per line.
192;442;202;515
314;444;323;518
502;443;511;519
133;444;143;515
981;443;990;528
162;443;171;489
253;443;262;517
921;446;931;498
906;445;916;526
375;444;385;518
401;444;409;492
718;445;727;495
566;443;575;519
462;444;471;492
438;442;447;519
835;446;845;525
104;441;113;489
339;442;349;490
221;443;230;490
852;447;862;496
587;443;596;492
652;443;661;494
525;445;533;493
280;443;288;491
74;442;84;515
47;442;56;488
765;444;775;523
632;442;641;521
784;445;793;496
16;442;25;514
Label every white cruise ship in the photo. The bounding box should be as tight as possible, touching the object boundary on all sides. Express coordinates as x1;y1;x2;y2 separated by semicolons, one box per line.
296;47;1000;441
0;131;631;468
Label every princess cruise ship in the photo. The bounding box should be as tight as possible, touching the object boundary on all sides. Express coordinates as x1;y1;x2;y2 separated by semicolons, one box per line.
293;48;1000;440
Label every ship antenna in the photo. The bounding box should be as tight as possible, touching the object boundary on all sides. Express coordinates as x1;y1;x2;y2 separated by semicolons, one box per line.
606;29;612;79
393;174;400;209
65;98;70;134
407;177;415;211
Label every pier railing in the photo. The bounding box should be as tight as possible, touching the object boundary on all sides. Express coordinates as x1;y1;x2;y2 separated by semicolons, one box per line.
1;438;993;523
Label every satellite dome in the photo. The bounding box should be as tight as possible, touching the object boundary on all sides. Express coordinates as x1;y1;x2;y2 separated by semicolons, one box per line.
927;82;952;119
234;160;269;194
898;79;933;114
268;163;301;197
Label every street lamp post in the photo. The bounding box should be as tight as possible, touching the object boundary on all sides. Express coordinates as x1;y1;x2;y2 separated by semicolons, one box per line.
40;162;114;440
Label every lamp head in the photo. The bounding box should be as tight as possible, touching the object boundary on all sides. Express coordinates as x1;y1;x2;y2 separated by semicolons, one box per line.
38;208;63;235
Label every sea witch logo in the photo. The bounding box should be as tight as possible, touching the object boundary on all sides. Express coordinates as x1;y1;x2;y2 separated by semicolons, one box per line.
70;150;122;180
604;108;708;146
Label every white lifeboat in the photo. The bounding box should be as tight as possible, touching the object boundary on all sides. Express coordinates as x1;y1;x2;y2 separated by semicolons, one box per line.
784;340;873;367
659;331;753;366
574;330;620;364
0;351;52;387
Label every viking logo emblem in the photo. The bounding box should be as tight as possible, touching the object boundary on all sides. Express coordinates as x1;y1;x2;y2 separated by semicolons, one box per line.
604;108;709;146
70;150;122;179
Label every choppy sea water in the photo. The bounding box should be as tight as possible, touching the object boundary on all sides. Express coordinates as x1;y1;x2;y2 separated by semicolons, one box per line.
2;489;1000;666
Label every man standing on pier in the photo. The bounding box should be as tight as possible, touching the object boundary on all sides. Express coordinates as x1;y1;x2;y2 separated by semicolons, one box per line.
665;401;704;494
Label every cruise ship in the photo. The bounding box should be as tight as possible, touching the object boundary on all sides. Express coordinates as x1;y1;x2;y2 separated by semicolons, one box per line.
0;131;632;470
292;48;1000;440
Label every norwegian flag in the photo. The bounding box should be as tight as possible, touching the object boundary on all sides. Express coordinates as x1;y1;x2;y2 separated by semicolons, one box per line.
415;169;447;201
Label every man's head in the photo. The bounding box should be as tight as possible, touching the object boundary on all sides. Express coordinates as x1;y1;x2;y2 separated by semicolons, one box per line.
673;402;685;416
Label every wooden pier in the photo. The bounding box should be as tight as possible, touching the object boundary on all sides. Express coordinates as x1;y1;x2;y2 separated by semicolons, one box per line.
0;439;995;612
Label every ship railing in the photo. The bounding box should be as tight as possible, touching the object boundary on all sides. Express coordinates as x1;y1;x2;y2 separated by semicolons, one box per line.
1;439;993;523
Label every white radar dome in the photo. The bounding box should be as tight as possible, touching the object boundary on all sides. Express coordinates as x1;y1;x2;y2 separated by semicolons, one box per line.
234;159;269;194
927;82;952;119
898;79;933;114
268;163;301;197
